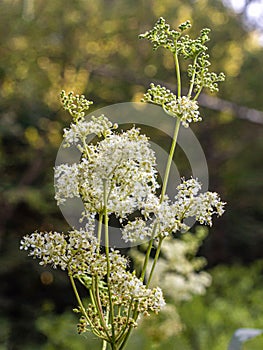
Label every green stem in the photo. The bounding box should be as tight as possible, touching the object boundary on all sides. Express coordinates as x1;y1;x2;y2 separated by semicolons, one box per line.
140;46;181;287
140;116;180;281
69;273;104;340
140;238;153;280
188;55;198;98
138;108;181;304
115;298;133;344
122;118;181;349
103;180;116;347
69;273;90;322
193;86;203;101
89;277;111;341
146;236;164;288
174;51;181;98
160;116;181;202
97;213;103;253
89;284;96;308
102;340;108;350
82;137;91;160
119;331;131;350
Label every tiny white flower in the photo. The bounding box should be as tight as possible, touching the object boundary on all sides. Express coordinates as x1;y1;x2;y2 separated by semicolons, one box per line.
63;115;117;148
54;163;80;205
167;96;202;128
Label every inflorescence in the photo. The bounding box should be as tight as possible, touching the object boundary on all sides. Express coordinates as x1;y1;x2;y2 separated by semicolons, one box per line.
20;17;226;350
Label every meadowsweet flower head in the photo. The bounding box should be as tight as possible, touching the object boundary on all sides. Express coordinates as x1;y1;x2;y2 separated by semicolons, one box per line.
54;163;80;205
167;96;201;127
63;115;118;149
142;84;201;127
122;178;225;243
110;269;165;314
122;218;153;243
174;178;226;226
55;126;159;219
20;222;98;272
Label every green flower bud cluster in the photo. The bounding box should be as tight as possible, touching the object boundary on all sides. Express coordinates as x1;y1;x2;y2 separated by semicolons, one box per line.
139;17;191;52
188;54;226;93
139;17;210;59
178;27;210;59
60;90;93;122
140;17;225;105
142;83;176;106
142;83;201;127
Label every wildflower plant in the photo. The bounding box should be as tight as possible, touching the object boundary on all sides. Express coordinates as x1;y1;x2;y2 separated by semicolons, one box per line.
20;18;225;350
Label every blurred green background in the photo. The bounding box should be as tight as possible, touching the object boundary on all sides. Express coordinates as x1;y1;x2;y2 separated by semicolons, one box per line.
1;0;263;349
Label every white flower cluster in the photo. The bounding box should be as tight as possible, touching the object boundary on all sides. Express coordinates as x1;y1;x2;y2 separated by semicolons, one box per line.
20;225;165;316
20;219;97;272
77;270;165;337
63;115;118;149
121;218;153;243
164;272;211;300
174;178;225;226
142;83;201;128
54;163;80;205
122;200;187;244
122;178;225;243
55;127;159;219
110;270;165;315
21;16;228;345
167;96;201;128
79;128;159;218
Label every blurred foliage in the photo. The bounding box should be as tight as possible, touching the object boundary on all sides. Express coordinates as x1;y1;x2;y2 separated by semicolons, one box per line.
1;0;263;348
36;311;100;350
4;262;262;350
174;261;263;350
